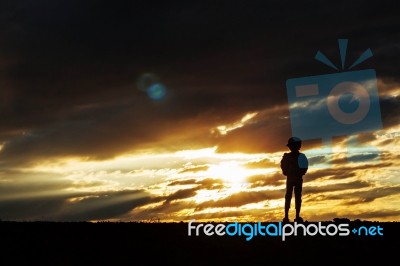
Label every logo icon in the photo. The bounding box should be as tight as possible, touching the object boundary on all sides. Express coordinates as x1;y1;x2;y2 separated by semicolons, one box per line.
286;39;382;167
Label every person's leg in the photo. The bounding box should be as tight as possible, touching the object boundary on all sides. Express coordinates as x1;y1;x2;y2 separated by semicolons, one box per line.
284;180;294;221
294;179;303;221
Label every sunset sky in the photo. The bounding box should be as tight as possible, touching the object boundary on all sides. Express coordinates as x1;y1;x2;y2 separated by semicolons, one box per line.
0;0;399;222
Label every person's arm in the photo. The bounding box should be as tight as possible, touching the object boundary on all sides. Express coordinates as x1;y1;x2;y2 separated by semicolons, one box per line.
280;153;289;176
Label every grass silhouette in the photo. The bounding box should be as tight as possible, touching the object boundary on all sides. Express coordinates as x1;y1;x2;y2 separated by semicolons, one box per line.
0;219;397;265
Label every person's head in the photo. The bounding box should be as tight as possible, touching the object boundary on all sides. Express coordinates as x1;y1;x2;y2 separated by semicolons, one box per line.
286;137;302;152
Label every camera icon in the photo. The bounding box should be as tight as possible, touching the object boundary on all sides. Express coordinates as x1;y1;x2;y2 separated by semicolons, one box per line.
286;40;382;167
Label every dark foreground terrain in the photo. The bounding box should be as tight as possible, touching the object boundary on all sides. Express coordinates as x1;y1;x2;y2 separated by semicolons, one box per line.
0;220;397;265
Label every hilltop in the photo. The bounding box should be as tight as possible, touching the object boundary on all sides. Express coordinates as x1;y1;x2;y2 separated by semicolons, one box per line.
0;219;397;264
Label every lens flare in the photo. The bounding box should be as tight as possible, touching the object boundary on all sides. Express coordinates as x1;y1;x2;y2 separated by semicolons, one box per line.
147;83;167;100
137;73;168;100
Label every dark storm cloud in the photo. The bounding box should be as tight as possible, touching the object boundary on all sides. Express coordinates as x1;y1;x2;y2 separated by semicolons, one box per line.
322;185;400;203
305;161;393;182
179;165;209;173
305;168;357;182
168;179;198;186
59;190;152;221
0;189;152;221
0;196;66;221
307;155;331;167
128;200;198;221
0;170;103;199
248;160;394;189
163;178;224;203
245;158;277;169
216;107;293;153
344;153;380;163
196;178;224;190
196;189;283;210
307;153;392;176
380;95;400;129
303;180;370;194
0;0;399;165
144;203;279;221
168;178;223;189
0;177;71;198
247;172;284;188
162;188;198;203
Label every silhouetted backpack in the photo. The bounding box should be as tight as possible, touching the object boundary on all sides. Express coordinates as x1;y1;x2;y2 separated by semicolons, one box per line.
280;152;308;178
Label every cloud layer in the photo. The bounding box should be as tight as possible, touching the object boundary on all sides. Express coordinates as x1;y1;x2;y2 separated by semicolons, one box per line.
0;0;399;222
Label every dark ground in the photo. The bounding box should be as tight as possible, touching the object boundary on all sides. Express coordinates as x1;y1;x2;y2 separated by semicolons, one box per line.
0;220;397;265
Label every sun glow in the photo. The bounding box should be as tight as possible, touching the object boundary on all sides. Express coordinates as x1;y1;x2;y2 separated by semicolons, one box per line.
206;162;250;183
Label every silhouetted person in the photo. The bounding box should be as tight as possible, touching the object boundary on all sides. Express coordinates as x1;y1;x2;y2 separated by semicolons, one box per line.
280;137;308;223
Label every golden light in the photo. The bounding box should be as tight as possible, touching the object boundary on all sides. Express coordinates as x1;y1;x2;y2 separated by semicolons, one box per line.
216;112;258;135
206;162;250;183
175;147;217;159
